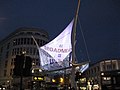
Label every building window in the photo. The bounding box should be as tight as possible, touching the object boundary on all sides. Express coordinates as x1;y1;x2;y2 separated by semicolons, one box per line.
11;59;14;66
102;64;105;71
24;38;27;44
42;34;46;37
21;38;23;45
94;67;96;73
7;43;10;49
0;47;3;53
30;48;33;54
106;64;111;70
97;66;100;72
30;38;33;45
91;69;93;74
6;51;9;58
112;63;116;70
36;59;39;62
4;70;7;76
14;48;17;55
40;40;42;46
27;38;30;44
102;77;111;85
10;69;13;76
18;38;20;45
89;70;91;75
42;41;46;45
26;47;29;54
33;48;36;55
37;50;39;55
13;39;16;46
20;47;22;53
5;60;8;68
36;62;39;66
17;48;19;54
12;49;14;55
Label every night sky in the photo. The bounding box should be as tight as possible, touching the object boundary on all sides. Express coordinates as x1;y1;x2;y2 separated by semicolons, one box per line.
0;0;120;63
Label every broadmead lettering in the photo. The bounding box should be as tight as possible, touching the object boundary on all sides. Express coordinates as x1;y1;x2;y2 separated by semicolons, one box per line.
44;46;71;53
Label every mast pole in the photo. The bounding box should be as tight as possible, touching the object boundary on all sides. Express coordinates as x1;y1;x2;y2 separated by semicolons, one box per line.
71;0;81;89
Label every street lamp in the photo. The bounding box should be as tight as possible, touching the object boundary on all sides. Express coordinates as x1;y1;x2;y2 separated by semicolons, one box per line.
52;79;56;83
60;77;64;83
22;51;26;54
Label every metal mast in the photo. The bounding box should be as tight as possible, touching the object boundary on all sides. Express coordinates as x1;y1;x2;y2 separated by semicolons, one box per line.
71;0;81;89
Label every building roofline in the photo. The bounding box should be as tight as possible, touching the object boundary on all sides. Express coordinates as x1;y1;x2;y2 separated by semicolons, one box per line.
0;27;49;44
90;58;120;67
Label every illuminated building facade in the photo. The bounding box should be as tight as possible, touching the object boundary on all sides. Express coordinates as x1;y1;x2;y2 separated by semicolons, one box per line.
0;27;49;88
84;59;120;90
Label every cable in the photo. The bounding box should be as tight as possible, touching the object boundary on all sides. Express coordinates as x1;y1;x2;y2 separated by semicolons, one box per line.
78;17;91;62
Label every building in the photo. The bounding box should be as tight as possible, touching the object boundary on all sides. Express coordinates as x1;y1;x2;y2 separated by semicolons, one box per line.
84;59;120;90
0;27;49;88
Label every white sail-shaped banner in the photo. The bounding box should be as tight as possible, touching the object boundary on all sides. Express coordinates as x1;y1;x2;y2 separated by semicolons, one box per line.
39;19;74;70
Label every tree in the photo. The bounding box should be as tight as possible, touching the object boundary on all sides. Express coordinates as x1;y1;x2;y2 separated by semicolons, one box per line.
13;55;32;77
23;56;32;77
13;54;24;76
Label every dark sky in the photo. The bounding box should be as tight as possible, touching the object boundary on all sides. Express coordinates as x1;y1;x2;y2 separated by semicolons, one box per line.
0;0;120;63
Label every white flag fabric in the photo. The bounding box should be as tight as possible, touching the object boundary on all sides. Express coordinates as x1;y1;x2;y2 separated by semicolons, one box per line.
80;63;89;73
39;19;74;70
